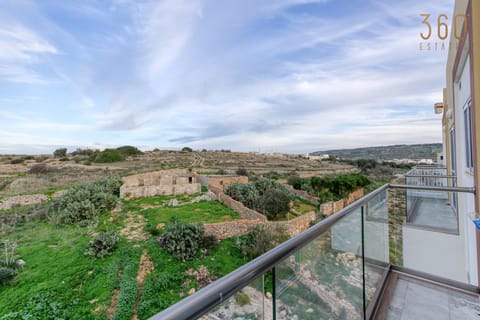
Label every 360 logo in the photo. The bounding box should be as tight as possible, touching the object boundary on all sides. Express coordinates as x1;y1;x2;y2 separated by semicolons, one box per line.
420;14;467;41
418;14;468;52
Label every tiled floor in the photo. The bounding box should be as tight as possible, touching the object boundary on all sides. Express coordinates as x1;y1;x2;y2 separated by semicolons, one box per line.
409;198;458;232
386;277;480;320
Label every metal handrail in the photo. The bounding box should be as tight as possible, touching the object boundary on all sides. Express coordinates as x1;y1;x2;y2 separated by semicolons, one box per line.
150;182;475;319
150;184;389;320
390;183;475;193
405;174;456;179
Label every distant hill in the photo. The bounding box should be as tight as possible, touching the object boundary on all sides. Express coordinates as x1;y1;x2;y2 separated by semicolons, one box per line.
312;143;442;161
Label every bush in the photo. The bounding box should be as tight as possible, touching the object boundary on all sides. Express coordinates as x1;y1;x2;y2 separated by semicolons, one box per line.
236;225;289;259
94;149;124;163
51;176;122;224
116;146;143;157
200;235;219;251
28;163;56;174
181;147;193;152
0;241;21;286
158;218;210;261
235;292;251;306
85;232;119;258
256;189;290;220
236;168;249;176
9;158;24;164
0;268;16;285
226;179;292;220
53;148;67;158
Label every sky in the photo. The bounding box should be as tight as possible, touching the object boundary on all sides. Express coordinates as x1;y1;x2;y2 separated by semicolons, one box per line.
0;0;454;154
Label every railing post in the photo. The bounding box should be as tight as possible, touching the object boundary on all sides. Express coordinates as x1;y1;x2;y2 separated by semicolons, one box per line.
361;205;367;320
272;267;276;320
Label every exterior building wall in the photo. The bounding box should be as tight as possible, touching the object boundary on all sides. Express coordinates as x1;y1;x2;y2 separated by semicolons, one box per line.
403;226;467;283
441;0;479;285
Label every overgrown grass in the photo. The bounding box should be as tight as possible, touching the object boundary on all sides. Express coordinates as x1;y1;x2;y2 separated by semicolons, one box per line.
139;200;240;225
0;222;121;319
137;237;246;319
0;195;248;319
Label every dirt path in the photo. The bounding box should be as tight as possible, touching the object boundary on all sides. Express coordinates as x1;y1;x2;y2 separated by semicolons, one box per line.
131;250;154;320
119;212;148;242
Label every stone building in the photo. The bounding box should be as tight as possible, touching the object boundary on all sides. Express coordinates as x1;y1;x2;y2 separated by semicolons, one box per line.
120;169;200;199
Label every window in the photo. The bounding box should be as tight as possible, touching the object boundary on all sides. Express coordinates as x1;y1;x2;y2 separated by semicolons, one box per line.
464;99;473;170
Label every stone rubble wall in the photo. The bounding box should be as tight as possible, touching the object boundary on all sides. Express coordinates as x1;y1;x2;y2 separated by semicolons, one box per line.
204;219;262;239
0;194;49;210
319;188;364;216
209;186;267;222
205;186;364;239
285;186;320;205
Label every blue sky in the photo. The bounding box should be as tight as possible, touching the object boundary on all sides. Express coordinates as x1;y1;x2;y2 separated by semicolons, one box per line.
0;0;453;154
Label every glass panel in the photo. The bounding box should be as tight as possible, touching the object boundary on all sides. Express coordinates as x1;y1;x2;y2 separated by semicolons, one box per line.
198;275;265;320
275;208;364;320
406;188;457;233
364;190;389;307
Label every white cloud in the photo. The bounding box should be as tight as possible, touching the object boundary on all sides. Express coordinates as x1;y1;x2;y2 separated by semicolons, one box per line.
0;0;453;154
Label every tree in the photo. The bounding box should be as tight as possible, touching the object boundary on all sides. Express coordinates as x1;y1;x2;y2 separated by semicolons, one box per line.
53;148;67;158
181;147;193;152
256;189;291;220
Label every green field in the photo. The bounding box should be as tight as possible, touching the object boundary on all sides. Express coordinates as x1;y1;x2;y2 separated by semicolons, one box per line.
0;195;247;319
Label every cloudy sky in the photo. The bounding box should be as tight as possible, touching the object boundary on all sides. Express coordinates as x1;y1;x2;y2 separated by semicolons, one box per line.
0;0;454;154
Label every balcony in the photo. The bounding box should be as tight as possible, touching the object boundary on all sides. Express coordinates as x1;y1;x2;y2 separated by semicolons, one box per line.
150;178;479;320
405;166;458;233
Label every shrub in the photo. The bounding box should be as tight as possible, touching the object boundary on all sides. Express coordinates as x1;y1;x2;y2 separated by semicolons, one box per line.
158;218;206;261
236;225;289;259
51;176;122;224
235;292;251;306
226;179;292;220
85;232;119;258
71;148;97;156
94;149;124;163
9;158;24;164
28;163;56;174
256;189;290;220
0;268;16;285
0;241;21;286
216;168;227;175
116;145;143;157
236;168;248;176
181;147;193;152
200;235;219;251
53;148;67;158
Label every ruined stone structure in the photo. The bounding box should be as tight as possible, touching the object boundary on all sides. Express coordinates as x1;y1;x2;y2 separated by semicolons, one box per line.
197;175;248;191
120;169;200;199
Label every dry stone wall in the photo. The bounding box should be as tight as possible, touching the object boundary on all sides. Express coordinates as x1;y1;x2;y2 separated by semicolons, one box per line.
120;169;200;199
0;194;48;210
319;188;364;216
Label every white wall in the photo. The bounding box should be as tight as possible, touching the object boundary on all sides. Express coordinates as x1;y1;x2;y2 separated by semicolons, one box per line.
403;226;467;283
453;54;477;285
